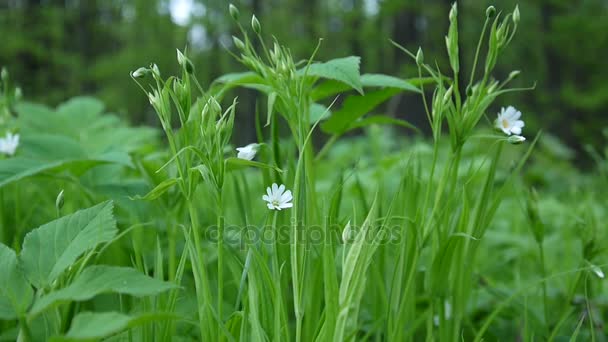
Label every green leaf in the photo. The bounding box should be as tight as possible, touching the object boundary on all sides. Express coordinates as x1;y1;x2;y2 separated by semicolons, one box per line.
303;56;363;95
30;266;178;316
20;201;117;289
225;157;282;173
321;88;400;134
131;178;180;201
0;243;33;320
310;103;331;122
50;311;177;341
360;74;420;93
346;115;418;132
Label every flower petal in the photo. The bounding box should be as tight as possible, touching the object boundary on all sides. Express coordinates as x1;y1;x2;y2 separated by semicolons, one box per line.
278;184;285;195
280;202;293;209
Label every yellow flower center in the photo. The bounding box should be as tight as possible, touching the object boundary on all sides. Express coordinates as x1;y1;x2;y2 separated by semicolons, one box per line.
502;119;509;128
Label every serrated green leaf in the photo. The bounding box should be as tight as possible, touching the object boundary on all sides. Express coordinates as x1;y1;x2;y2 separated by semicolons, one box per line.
30;266;178;316
321;88;400;134
20;201;117;289
131;178;180;201
0;243;33;320
303;56;363;94
50;311;177;341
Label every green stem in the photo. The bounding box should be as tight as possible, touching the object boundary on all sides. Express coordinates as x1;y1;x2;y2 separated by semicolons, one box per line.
187;201;213;341
217;190;225;335
270;212;282;340
538;241;549;331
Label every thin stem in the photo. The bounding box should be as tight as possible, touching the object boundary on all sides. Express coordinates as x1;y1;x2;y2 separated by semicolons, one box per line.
217;189;225;336
271;211;282;340
538;241;549;332
467;18;490;90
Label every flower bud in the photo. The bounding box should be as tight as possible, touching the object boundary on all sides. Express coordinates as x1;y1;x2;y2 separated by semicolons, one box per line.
508;70;521;80
1;67;7;83
56;189;65;211
512;5;520;25
342;221;352;243
251;15;261;34
131;67;149;78
415;47;424;66
151;64;160;76
15;87;22;100
176;49;194;74
449;2;457;22
466;85;473;97
507;135;526;145
229;4;239;21
486;6;496;19
232;36;245;50
443;85;453;104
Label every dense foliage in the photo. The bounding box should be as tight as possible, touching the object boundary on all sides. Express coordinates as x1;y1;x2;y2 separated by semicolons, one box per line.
1;2;607;341
1;0;607;154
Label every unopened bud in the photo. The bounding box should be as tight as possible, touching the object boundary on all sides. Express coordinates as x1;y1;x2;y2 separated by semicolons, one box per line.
342;221;352;243
508;70;521;80
449;3;457;22
443;85;453;104
415;47;424;66
176;49;194;74
229;4;239;21
1;68;7;82
232;36;245;50
56;189;65;211
131;67;148;78
151;64;160;76
486;6;496;19
512;5;520;25
507;135;526;145
14;87;22;100
251;15;261;34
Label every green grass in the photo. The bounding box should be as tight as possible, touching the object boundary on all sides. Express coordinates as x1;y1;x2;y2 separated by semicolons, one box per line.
0;3;607;341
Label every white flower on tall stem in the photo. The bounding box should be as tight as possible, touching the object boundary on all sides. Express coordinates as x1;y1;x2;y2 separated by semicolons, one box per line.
0;132;19;156
495;106;524;136
236;143;259;161
263;183;293;210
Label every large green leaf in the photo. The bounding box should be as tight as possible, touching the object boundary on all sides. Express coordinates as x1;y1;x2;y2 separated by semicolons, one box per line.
311;74;425;101
20;201;117;289
302;56;363;95
321;88;401;134
0;243;33;320
30;266;178;316
50;311;177;341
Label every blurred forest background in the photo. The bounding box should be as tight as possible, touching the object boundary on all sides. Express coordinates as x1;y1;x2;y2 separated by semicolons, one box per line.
1;0;607;165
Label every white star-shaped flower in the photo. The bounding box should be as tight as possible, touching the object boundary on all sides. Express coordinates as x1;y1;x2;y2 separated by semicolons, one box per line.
236;143;259;161
262;183;293;210
0;132;19;156
495;106;524;136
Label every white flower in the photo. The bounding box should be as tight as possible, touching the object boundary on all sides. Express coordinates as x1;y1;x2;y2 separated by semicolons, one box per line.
495;106;524;135
236;143;259;161
0;132;19;156
263;183;293;210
